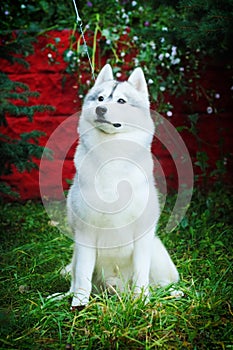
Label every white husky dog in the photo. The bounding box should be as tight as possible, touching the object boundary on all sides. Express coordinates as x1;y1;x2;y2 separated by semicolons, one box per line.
65;64;180;309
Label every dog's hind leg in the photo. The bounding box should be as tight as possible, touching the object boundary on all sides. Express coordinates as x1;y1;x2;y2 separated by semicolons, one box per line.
149;236;180;290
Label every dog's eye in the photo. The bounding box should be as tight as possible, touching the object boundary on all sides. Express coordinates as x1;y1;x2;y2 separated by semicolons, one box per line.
117;98;126;104
98;96;104;102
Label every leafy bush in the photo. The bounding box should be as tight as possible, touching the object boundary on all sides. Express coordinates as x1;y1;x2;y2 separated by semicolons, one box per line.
2;0;232;56
0;33;54;197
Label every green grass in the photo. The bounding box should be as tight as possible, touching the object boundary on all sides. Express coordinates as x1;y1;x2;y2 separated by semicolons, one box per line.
0;187;232;349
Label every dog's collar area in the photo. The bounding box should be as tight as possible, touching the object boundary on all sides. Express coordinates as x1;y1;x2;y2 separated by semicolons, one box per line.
95;119;121;128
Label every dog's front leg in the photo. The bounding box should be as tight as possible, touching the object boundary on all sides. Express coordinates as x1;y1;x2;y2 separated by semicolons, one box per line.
70;243;96;308
133;234;153;301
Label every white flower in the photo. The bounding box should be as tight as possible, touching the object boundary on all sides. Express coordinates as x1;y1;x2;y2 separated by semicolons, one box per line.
106;39;111;45
148;79;153;85
116;72;122;78
165;52;170;58
167;111;173;117
122;13;128;19
215;93;220;99
48;53;52;58
86;80;91;85
133;36;138;41
132;1;137;6
171;57;181;65
207;106;213;114
149;41;156;50
160;86;166;92
158;53;164;61
66;50;73;58
160;37;165;43
121;52;126;57
179;67;184;71
79;94;83;98
171;46;177;56
162;26;168;31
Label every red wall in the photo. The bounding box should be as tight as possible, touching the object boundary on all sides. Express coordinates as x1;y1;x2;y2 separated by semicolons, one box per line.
1;30;232;200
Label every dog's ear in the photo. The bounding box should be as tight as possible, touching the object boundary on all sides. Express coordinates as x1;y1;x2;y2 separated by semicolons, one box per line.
128;68;148;96
94;64;113;86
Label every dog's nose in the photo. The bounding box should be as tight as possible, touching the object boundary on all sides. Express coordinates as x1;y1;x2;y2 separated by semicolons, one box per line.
96;106;107;117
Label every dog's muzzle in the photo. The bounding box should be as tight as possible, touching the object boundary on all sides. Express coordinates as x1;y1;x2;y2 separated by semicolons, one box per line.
95;106;121;128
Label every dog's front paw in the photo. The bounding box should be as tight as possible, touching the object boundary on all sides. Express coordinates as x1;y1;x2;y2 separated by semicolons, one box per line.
71;293;89;310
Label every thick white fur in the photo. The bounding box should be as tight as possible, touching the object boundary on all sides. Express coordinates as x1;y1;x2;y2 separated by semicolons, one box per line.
64;65;180;307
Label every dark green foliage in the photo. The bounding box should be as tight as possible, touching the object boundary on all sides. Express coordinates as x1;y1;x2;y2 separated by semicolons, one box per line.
177;0;233;55
0;32;35;65
0;131;52;175
0;73;54;124
1;0;233;56
0;35;54;197
1;0;75;32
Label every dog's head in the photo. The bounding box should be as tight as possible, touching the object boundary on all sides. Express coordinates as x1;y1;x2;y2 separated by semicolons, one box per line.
80;64;154;136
